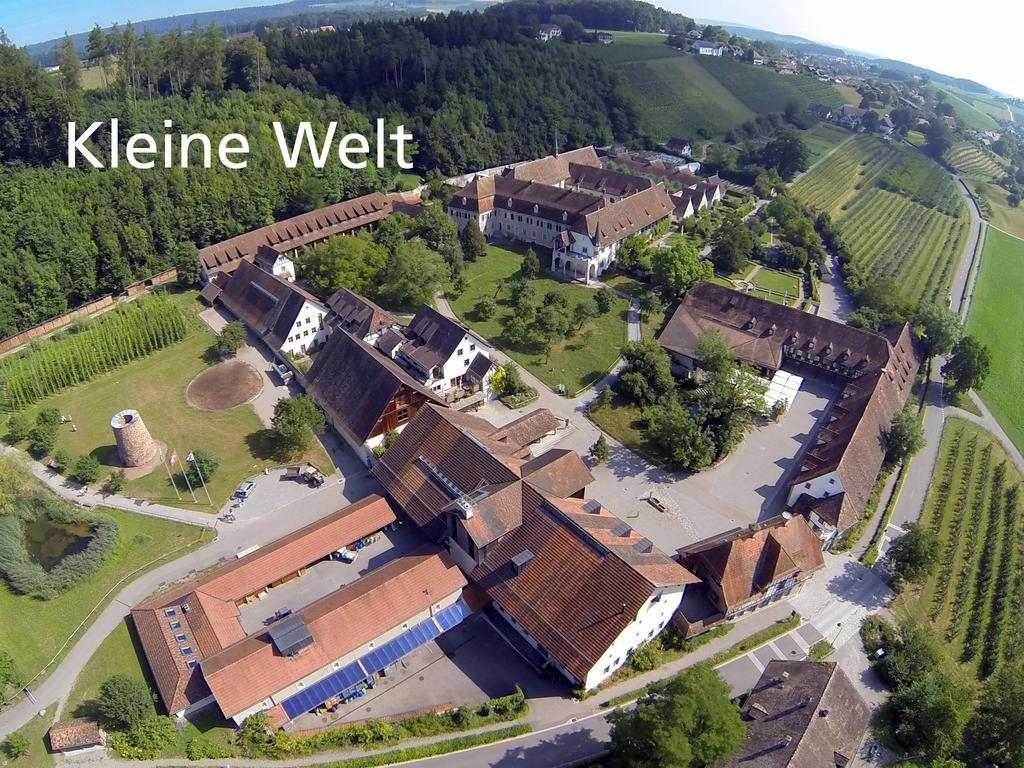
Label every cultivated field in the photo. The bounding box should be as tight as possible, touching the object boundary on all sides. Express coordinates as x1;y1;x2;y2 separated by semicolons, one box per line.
978;182;1024;239
793;135;968;306
967;228;1024;452
0;508;210;701
797;122;851;161
896;418;1023;679
585;32;841;140
940;88;1001;132
946;143;1005;183
449;244;629;394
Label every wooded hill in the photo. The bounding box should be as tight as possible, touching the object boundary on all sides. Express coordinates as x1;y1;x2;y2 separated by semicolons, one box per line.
0;4;642;338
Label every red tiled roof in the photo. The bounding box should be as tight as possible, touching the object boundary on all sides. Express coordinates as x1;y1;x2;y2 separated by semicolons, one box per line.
201;547;467;718
200;192;393;273
681;516;824;612
374;405;697;682
48;720;105;751
661;283;920;533
132;496;397;714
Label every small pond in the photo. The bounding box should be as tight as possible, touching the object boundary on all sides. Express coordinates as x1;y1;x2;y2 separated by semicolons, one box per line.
22;515;94;571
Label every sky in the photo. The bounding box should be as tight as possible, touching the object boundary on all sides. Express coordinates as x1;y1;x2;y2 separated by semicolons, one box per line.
2;0;1022;96
671;0;1023;97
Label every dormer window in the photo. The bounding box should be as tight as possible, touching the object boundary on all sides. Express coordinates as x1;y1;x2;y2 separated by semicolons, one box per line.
562;211;568;221
507;198;513;208
533;204;539;214
462;196;467;206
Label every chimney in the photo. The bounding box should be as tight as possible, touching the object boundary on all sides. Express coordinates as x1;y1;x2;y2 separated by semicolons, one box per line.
511;549;534;574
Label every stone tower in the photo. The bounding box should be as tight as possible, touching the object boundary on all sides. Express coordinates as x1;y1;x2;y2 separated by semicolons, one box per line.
110;409;158;467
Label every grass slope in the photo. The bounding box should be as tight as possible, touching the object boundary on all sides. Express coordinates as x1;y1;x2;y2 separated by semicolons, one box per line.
696;55;842;115
797;122;851;161
939;88;1001;132
585;32;840;140
967;228;1024;452
894;418;1023;678
0;508;210;695
448;244;629;395
793;135;968;306
20;323;330;509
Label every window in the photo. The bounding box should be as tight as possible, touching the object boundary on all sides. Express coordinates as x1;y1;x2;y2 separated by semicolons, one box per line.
186;660;199;669
369;642;375;649
464;358;470;367
164;609;177;617
457;348;463;356
402;623;409;630
828;478;836;485
169;620;181;629
303;330;309;337
175;633;187;642
297;682;304;689
180;646;194;656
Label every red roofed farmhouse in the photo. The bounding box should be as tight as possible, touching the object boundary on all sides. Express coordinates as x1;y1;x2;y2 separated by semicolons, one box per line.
660;282;920;544
373;404;699;691
132;495;471;725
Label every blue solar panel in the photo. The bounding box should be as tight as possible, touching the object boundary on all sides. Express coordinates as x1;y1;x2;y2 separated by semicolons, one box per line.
280;660;366;719
280;602;474;719
434;600;471;632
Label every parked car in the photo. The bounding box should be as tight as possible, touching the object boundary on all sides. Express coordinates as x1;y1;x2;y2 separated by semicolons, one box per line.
284;464;326;487
233;480;257;499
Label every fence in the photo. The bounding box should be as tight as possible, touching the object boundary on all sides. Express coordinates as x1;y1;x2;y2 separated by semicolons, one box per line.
0;268;178;356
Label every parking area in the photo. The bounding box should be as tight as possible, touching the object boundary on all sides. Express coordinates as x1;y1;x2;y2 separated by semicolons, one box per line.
237;521;424;634
286;614;566;731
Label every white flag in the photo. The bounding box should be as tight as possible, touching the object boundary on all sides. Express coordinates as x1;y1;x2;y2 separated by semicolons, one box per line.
186;452;195;462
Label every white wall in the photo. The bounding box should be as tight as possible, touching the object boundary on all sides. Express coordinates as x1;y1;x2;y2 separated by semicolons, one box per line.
583;585;685;690
437;334;490;390
787;470;844;507
281;300;329;357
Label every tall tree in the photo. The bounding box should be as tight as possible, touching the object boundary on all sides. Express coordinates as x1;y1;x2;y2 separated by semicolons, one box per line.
608;664;745;768
57;34;82;93
914;302;961;359
941;336;991;394
651;240;712;297
85;25;109;84
970;660;1024;768
459;219;487;262
887;408;925;462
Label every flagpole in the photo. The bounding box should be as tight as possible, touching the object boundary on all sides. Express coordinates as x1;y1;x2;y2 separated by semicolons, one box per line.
188;451;213;506
162;452;182;500
175;448;198;503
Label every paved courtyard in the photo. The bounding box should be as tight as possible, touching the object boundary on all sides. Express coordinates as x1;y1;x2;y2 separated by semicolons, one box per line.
477;373;840;553
237;522;423;634
286;615;565;731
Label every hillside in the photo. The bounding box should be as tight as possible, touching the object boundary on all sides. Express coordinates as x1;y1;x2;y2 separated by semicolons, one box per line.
585;31;842;140
793;135;969;307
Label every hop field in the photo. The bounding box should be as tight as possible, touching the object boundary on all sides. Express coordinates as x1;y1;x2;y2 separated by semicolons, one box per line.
896;418;1023;679
793;135;968;306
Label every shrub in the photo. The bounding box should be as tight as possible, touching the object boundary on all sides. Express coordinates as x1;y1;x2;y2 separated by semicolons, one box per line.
186;449;220;486
271;396;325;456
111;716;177;760
5;413;32;442
216;321;247;357
27;423;58;458
73;455;102;485
104;469;127;494
629;642;663;672
186;734;235;760
4;733;29;759
474;297;497;320
98;675;154;730
52;448;73;474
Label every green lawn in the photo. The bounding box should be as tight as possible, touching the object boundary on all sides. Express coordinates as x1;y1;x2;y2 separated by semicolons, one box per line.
3;706;55;768
448;244;629;395
587;396;668;467
751;267;801;298
604;273;649;299
967;228;1024;453
893;418;1024;677
18;324;330;509
392;171;423;192
64;621;237;758
979;181;1024;240
0;508;211;700
938;87;1001;132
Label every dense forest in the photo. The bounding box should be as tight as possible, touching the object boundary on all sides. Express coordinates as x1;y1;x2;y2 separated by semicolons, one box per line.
0;2;642;337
